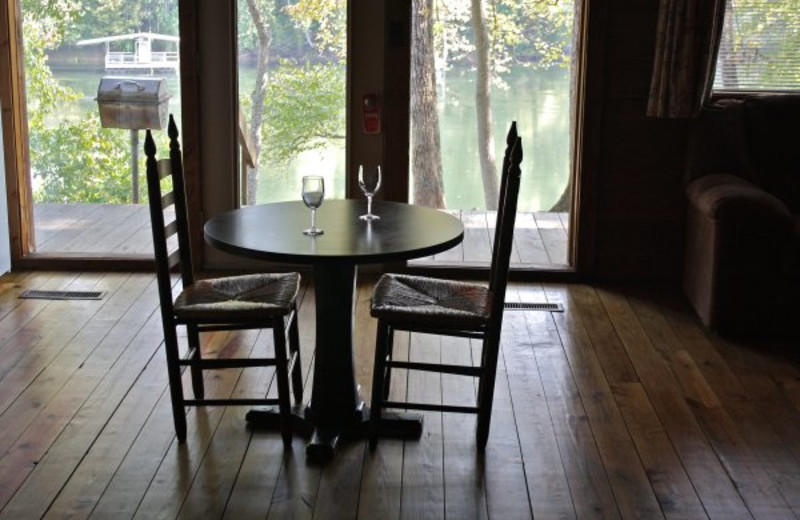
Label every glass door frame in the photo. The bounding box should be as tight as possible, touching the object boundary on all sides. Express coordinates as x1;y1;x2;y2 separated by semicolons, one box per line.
0;0;198;271
2;0;589;275
0;0;35;267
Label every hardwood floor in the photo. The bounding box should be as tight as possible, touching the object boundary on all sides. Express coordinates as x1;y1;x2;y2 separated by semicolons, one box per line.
0;270;797;519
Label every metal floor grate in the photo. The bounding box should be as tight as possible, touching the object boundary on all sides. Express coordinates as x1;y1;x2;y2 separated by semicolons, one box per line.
19;290;105;301
504;302;563;312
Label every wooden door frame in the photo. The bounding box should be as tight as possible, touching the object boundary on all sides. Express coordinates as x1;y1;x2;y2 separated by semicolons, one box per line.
0;0;34;267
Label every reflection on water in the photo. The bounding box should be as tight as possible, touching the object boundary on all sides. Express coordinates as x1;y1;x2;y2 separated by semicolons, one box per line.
438;67;571;212
257;66;571;212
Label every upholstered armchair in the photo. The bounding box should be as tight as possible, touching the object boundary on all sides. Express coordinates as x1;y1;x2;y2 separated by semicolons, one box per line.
683;96;800;337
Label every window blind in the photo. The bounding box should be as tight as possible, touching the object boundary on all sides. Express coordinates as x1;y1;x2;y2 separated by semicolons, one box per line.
713;0;800;91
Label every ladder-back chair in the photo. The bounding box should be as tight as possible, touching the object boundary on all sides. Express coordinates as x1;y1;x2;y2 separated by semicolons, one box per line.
144;115;303;446
369;126;523;449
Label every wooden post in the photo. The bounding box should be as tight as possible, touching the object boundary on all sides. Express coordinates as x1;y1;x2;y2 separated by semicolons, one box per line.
130;129;139;204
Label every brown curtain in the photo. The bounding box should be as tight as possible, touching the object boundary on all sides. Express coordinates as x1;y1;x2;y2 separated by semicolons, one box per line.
647;0;726;118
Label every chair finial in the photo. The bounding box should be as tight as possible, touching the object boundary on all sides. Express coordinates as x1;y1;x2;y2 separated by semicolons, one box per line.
144;130;157;160
168;114;178;139
168;115;180;154
507;121;518;148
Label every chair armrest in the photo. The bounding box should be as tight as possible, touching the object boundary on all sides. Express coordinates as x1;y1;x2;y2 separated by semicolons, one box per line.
686;174;794;233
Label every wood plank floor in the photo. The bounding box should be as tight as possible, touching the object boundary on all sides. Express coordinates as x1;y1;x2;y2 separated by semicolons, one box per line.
32;203;570;268
0;271;797;519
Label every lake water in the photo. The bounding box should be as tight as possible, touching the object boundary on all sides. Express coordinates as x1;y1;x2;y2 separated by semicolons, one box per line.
51;66;571;212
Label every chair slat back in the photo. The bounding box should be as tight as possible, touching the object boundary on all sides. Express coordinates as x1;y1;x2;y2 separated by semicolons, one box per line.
144;115;194;313
489;122;518;286
488;136;523;326
167;116;195;289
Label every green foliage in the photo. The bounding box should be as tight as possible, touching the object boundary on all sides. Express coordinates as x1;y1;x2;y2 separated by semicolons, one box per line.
23;0;137;203
22;17;81;129
31;116;138;203
439;0;574;79
285;0;347;61
20;0;82;39
508;0;574;69
262;60;345;164
720;0;800;89
66;0;178;42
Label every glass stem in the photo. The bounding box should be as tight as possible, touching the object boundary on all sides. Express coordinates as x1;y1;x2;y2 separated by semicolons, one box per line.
367;195;373;216
311;208;317;230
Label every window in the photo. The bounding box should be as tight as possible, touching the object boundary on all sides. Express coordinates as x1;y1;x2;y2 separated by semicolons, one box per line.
714;1;800;91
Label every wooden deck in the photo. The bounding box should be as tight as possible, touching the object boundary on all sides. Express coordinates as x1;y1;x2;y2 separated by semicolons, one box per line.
33;203;156;257
33;203;570;268
0;271;796;518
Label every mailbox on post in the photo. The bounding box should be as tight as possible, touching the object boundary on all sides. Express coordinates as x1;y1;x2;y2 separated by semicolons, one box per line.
95;76;170;203
96;77;170;129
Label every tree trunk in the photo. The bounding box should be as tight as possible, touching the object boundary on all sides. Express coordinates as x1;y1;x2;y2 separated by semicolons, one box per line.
549;0;581;213
411;0;445;208
471;0;498;210
245;0;272;206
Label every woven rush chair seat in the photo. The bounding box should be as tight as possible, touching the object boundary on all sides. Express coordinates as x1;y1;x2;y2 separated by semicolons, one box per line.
371;273;490;328
175;272;300;320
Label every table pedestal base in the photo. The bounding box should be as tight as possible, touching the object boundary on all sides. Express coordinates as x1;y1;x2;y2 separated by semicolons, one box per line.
245;405;423;462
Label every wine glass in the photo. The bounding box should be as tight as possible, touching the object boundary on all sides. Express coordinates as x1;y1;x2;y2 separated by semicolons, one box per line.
358;165;382;220
301;175;325;236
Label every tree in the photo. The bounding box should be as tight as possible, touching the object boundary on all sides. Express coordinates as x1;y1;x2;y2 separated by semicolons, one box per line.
411;0;446;208
61;0;178;41
239;0;346;205
262;61;345;163
427;0;573;211
242;0;274;206
470;0;499;209
549;0;581;213
33;119;136;203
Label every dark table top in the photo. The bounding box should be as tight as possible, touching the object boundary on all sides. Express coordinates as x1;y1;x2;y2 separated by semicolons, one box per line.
204;200;464;265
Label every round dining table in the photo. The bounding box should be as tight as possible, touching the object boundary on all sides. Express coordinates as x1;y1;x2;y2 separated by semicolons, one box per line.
204;199;464;460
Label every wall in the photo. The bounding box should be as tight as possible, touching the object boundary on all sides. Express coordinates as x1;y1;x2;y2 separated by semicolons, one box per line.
584;1;690;281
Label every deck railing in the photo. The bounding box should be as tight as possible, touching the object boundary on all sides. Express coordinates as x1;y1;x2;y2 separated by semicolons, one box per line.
105;51;179;70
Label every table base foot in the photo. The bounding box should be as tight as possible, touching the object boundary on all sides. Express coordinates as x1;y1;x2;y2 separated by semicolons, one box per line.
245;405;423;463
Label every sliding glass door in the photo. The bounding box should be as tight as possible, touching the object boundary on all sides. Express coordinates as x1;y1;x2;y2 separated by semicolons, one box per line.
236;0;346;206
18;0;182;258
408;0;580;270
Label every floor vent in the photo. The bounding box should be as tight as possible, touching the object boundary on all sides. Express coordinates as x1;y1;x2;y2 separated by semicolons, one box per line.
19;290;105;301
504;302;563;312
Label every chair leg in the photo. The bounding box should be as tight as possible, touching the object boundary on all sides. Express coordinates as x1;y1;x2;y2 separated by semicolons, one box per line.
163;324;187;442
382;325;395;400
273;322;293;449
476;335;501;449
369;319;391;450
187;324;204;399
287;306;304;405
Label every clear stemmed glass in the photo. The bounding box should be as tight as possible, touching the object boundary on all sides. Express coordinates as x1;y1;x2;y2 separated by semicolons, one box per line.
358;165;382;220
301;175;325;236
